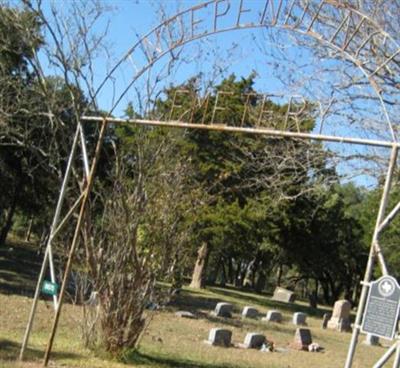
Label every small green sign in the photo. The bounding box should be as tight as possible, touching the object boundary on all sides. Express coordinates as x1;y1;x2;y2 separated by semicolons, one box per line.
41;280;59;296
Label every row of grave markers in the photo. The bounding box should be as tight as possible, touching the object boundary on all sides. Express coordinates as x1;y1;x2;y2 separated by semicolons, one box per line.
211;302;307;326
205;327;319;352
176;297;381;348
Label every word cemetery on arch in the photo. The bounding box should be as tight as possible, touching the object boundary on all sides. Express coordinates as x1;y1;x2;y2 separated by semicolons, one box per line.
167;90;309;131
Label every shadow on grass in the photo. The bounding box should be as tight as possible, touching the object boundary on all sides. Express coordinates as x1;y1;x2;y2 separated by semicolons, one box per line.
125;350;240;368
172;291;222;311
0;241;41;297
0;339;81;362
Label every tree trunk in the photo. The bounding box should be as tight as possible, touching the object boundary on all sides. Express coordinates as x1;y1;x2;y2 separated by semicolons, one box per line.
309;279;318;308
276;264;283;286
228;257;234;284
189;242;210;289
0;193;18;246
219;258;226;287
25;217;33;242
37;227;50;255
321;281;331;305
234;260;242;287
208;259;219;285
344;281;353;303
255;270;266;293
352;275;361;305
251;259;259;289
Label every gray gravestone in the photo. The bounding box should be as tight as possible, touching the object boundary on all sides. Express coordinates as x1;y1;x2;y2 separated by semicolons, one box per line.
242;306;259;319
262;310;282;323
212;302;233;318
292;328;313;350
364;333;380;346
327;300;351;332
272;287;296;303
292;312;307;326
206;328;232;347
322;313;331;329
361;275;400;340
242;333;266;349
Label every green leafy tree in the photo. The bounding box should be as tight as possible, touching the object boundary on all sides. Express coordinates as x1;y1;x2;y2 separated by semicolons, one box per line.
151;73;331;289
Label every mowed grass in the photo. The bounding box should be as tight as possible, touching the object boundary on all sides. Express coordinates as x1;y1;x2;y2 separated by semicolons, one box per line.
0;240;396;367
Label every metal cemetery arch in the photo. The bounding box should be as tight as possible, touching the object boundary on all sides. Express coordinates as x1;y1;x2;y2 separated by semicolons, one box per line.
19;1;400;367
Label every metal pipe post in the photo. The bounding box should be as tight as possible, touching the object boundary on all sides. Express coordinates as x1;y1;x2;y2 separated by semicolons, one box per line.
373;146;398;274
42;119;107;367
19;124;81;360
81;116;400;149
344;145;398;368
79;122;90;179
373;342;398;368
393;343;400;368
47;240;58;309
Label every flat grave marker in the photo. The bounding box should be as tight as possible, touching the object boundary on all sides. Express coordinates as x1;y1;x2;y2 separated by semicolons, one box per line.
272;287;296;303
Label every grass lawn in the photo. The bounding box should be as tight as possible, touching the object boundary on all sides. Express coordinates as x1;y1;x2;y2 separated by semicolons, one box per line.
0;239;395;367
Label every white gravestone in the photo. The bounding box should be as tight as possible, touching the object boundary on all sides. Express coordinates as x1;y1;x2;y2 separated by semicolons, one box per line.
206;328;232;347
242;333;266;349
364;334;379;346
291;328;313;351
322;313;331;329
262;310;282;323
292;312;307;326
327;300;351;332
242;306;259;319
272;287;296;303
211;302;233;318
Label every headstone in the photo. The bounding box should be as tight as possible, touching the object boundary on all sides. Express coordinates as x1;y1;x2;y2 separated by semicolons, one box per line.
211;302;233;318
338;318;350;332
364;334;380;346
242;306;259;319
175;311;196;319
241;333;266;349
206;328;232;347
327;300;351;332
361;275;400;340
262;310;282;323
292;328;313;351
321;313;331;329
272;287;296;303
292;312;307;326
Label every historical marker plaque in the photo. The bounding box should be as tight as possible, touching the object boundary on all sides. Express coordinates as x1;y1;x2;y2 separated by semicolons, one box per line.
361;275;400;340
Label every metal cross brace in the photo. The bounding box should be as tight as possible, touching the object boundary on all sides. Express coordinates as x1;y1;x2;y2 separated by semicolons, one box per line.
19;121;90;361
